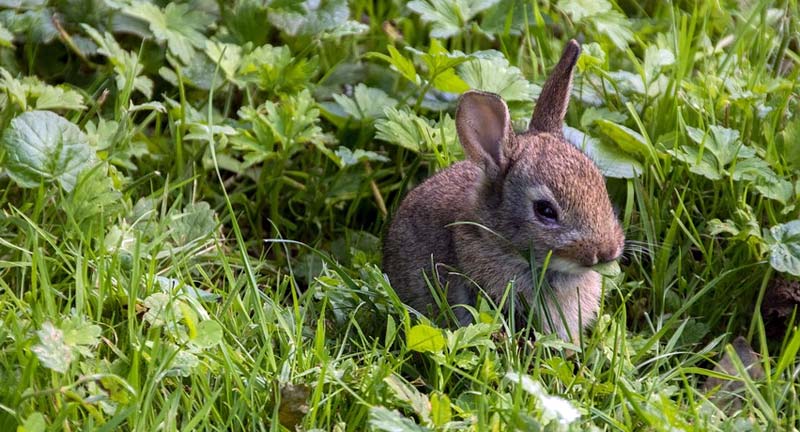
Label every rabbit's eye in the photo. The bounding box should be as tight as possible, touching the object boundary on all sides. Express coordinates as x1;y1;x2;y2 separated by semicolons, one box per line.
533;200;558;224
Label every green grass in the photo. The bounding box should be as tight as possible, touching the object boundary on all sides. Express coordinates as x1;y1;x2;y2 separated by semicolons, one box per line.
0;0;799;430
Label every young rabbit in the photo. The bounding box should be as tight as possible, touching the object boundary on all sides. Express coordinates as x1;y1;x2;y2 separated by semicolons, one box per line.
382;40;625;342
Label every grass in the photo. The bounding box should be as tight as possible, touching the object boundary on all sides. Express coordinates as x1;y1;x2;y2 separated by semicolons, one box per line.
0;0;799;430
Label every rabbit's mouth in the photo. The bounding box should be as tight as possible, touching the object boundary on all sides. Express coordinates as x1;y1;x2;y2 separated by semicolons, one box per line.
545;256;593;275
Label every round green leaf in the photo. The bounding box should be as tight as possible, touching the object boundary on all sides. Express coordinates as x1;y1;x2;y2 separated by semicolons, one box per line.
407;324;445;353
193;320;224;348
1;110;94;192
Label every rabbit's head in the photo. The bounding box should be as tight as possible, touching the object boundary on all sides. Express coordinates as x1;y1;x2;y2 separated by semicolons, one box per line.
455;40;624;275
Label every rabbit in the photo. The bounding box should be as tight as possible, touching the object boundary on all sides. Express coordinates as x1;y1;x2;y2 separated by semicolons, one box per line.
382;40;625;343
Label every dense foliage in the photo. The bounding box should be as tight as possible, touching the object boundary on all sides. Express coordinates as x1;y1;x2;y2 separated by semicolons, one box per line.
0;0;799;430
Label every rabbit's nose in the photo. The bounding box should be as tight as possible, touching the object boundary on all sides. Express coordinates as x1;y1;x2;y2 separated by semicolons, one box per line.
596;246;621;264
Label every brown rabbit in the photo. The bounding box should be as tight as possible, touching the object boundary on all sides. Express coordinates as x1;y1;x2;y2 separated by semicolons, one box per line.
382;40;625;342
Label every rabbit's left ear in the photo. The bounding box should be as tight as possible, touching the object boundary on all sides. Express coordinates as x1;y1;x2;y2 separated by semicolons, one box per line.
529;40;580;135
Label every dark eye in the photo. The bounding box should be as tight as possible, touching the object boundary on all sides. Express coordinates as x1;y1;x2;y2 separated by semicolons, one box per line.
533;200;558;223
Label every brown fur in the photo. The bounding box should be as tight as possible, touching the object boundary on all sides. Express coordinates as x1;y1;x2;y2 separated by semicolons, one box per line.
382;40;625;342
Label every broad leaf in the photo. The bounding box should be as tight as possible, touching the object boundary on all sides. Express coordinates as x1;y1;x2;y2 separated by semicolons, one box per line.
31;317;101;373
368;406;431;432
766;220;800;276
31;322;72;373
64;164;123;231
458;50;537;101
430;393;452;426
1;110;95;191
332;84;398;121
383;375;431;423
407;324;445;353
368;45;418;85
169;202;217;247
0;69;86;111
559;0;633;49
335;147;389;168
205;40;243;84
375;107;458;154
481;0;536;36
81;25;153;98
670;125;749;180
238;44;317;93
595;120;653;161
193;320;223;348
408;0;501;38
124;1;213;64
563;126;642;178
268;0;363;37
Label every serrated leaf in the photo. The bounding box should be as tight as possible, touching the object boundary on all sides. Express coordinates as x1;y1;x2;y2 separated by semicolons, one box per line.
754;178;794;205
65;164;123;231
143;293;178;327
558;0;609;21
81;25;153;98
320;19;369;39
383;375;431;423
707;219;740;237
408;40;472;77
563;126;642;178
408;0;500;39
593;10;634;49
268;0;352;37
61;315;102;358
375;107;458;154
205;40;243;83
0;110;95;191
0;8;57;44
767;220;800;276
448;322;498;350
168;349;199;378
731;157;774;182
643;45;675;83
169;202;217;246
368;406;431;432
559;0;633;49
407;324;445;353
458;50;536;101
378;45;418;84
238;44;316;93
670;125;749;180
31;322;72;373
481;0;536;36
0;69;86;111
124;1;213;64
34;85;86;111
431;67;470;93
335;147;389;168
332;84;398;121
264;89;326;147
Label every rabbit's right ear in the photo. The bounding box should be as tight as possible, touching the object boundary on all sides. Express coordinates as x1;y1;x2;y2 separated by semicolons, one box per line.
529;39;580;135
456;90;513;180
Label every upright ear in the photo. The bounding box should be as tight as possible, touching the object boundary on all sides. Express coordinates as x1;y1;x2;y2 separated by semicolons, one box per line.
456;90;513;180
529;39;581;135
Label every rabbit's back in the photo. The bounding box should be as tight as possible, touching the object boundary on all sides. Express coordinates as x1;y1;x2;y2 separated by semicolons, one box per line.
382;161;482;319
